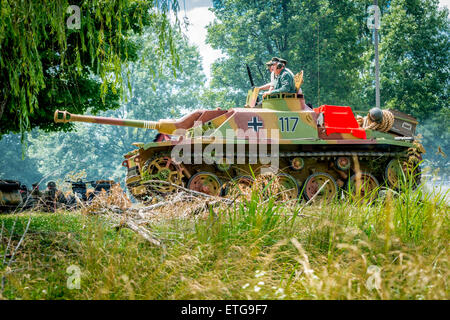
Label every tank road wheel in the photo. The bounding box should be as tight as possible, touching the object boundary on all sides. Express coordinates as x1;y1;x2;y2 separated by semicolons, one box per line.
349;172;380;202
290;157;305;171
187;172;222;197
385;158;421;189
303;172;338;202
336;157;351;171
142;156;184;194
276;173;300;200
385;159;403;189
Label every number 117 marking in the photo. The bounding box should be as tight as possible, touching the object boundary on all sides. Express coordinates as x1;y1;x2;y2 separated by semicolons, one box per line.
279;117;299;132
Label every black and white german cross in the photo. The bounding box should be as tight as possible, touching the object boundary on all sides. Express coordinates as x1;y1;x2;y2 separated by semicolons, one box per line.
248;116;264;132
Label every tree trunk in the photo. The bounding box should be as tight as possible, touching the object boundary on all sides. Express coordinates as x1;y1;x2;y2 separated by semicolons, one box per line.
0;99;6;122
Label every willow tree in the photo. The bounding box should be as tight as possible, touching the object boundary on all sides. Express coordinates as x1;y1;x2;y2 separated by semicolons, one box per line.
0;0;181;137
25;28;206;185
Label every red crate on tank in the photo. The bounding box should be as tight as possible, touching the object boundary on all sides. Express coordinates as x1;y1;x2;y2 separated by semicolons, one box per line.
314;105;366;139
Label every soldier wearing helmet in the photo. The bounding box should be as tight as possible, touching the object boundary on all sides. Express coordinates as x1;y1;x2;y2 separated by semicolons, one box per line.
47;181;56;189
43;181;66;212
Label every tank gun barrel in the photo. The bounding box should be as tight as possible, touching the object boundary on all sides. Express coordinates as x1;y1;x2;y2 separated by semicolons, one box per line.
55;109;232;135
54;110;158;129
54;110;179;134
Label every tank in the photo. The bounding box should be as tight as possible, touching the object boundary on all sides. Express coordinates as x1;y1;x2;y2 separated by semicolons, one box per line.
54;85;424;202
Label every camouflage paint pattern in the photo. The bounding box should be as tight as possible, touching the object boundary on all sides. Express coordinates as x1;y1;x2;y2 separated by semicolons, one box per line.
54;87;422;201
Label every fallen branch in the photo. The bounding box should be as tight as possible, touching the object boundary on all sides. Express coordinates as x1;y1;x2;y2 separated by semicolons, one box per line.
104;212;163;248
141;180;234;204
129;192;193;213
120;218;163;248
183;199;224;217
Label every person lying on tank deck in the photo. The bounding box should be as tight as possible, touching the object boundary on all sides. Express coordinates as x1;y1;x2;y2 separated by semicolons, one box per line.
262;61;296;98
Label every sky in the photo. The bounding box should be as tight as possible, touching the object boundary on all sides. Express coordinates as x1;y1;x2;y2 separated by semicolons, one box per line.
181;0;449;82
178;1;221;81
441;0;450;8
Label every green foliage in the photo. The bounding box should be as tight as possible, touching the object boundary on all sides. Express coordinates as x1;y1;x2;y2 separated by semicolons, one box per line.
377;0;449;120
0;134;42;186
10;28;205;187
206;0;449;119
206;0;374;109
0;0;181;137
374;0;449;173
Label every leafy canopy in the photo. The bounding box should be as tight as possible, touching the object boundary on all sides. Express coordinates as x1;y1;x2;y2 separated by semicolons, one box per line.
0;0;181;137
206;0;373;110
3;26;206;186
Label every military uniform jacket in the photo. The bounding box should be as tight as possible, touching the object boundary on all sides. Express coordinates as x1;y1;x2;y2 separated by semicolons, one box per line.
270;68;296;94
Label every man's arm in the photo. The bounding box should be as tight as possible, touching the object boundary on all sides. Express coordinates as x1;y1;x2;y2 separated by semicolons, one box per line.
258;83;272;91
260;71;276;91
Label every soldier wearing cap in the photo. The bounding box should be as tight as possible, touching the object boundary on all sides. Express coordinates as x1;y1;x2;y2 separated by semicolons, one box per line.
262;58;296;98
258;57;280;92
278;58;295;78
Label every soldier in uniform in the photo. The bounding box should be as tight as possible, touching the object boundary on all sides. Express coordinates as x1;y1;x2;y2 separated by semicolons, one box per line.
258;57;280;92
31;183;41;197
19;184;33;209
43;181;66;212
278;58;302;94
279;58;295;78
262;59;296;98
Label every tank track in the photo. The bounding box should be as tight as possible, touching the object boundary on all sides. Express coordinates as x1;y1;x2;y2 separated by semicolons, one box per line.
125;150;417;202
279;151;402;157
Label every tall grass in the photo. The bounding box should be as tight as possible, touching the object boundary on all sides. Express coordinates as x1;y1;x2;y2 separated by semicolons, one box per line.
0;179;448;300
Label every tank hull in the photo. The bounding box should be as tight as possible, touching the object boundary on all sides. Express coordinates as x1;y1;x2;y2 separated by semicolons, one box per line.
123;137;418;202
54;98;423;202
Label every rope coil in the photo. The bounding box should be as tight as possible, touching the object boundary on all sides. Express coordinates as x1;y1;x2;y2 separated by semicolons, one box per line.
357;110;394;132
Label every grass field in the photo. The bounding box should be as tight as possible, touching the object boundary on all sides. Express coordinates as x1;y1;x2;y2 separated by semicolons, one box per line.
0;181;448;300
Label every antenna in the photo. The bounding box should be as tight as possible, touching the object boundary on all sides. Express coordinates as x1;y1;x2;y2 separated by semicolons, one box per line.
374;0;380;109
368;1;381;109
317;14;320;107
